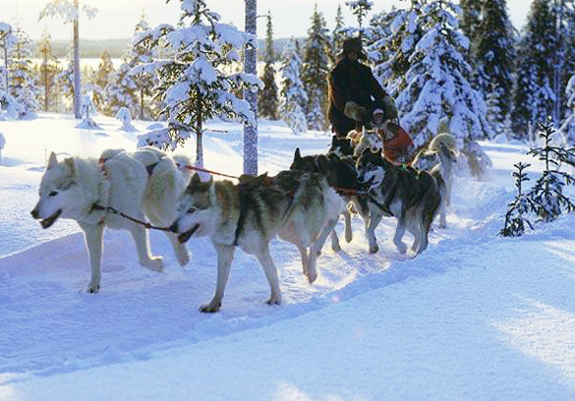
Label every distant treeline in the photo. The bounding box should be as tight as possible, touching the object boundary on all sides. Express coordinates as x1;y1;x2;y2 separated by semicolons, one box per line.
31;38;301;60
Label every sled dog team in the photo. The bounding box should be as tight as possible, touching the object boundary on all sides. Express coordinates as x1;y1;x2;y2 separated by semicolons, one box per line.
31;130;459;313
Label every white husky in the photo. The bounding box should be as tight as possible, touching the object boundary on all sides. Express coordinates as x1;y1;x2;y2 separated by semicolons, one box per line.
31;147;191;292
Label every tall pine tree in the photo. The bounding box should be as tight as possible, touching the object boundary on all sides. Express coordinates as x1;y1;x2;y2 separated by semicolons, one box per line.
9;26;40;117
397;0;492;147
371;1;424;102
135;0;259;165
301;5;329;131
37;29;59;112
511;0;557;139
0;22;23;119
89;50;114;114
459;0;482;49
279;38;308;134
329;4;346;64
258;12;278;120
474;0;515;136
560;74;575;144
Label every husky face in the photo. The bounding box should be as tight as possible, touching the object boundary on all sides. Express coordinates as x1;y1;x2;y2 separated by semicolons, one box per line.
172;173;215;243
355;149;388;189
31;152;87;228
361;129;384;153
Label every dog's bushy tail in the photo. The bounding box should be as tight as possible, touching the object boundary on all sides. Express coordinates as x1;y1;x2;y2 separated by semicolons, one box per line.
173;154;193;183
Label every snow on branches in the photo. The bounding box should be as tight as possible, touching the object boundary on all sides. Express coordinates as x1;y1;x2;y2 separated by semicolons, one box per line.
133;0;261;159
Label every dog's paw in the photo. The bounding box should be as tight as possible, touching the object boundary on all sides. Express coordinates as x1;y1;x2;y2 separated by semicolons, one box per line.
200;301;221;313
306;269;318;284
177;248;191;267
331;242;342;252
369;244;379;254
345;231;353;243
87;283;100;293
143;257;164;272
267;294;282;305
396;243;407;254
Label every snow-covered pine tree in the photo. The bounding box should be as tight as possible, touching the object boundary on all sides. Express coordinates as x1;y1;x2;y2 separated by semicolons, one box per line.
128;14;159;120
37;29;59;112
459;0;482;51
560;74;575;144
279;37;308;134
551;0;575;128
134;0;260;165
474;0;515;136
76;93;102;129
371;1;423;103
346;0;373;31
9;26;40;118
527;118;575;222
55;46;76;112
105;59;137;118
301;5;329;131
258;12;278;120
115;107;138;132
511;0;557;140
329;4;346;64
89;50;114;114
499;162;535;237
0;22;23;120
39;0;97;118
397;0;492;147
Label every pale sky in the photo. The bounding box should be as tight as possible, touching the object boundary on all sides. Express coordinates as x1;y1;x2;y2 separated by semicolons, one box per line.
2;0;530;41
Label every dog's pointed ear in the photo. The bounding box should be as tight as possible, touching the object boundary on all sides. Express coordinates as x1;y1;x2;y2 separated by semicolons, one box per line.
47;152;58;169
294;148;302;163
190;173;202;186
64;157;75;175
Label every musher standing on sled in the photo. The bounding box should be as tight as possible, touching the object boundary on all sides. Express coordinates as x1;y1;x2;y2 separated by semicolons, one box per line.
327;37;397;138
327;37;414;164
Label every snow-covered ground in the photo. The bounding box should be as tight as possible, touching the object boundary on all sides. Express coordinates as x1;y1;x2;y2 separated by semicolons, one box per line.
0;113;574;400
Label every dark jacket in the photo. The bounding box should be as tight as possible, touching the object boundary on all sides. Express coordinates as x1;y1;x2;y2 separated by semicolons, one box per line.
328;59;387;137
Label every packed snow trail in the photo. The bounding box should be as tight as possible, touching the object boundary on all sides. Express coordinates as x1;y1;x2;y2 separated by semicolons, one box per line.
1;115;574;400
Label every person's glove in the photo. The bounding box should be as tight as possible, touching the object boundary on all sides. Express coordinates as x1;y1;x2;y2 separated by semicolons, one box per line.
344;101;368;123
382;94;398;120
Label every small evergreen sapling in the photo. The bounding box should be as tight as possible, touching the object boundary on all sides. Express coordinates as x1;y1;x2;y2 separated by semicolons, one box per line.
527;119;575;222
115;107;138;132
76;94;102;130
499;162;535;237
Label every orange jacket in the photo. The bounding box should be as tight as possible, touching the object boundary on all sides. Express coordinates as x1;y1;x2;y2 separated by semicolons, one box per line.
379;126;415;165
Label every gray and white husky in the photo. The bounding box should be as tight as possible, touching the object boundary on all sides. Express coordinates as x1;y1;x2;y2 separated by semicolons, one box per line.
356;149;442;256
31;147;191;292
412;133;458;228
169;171;344;313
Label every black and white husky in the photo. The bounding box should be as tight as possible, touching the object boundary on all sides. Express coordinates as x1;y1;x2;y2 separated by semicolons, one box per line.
356;149;442;256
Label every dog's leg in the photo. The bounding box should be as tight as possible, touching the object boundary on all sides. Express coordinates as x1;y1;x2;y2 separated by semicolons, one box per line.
438;200;447;229
200;243;235;313
255;245;282;306
367;212;383;254
393;214;408;254
80;223;104;293
166;232;191;266
307;216;340;283
256;244;284;305
128;223;164;272
343;209;353;242
330;230;342;252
